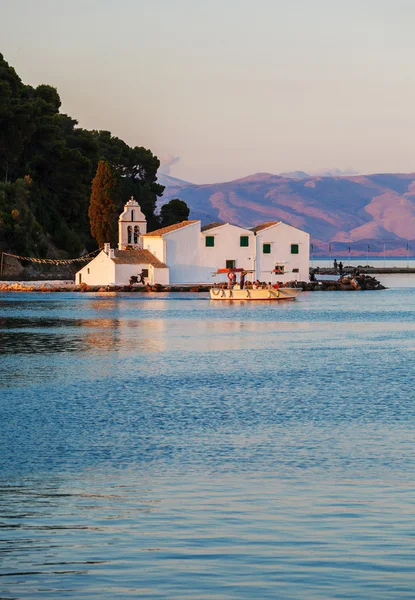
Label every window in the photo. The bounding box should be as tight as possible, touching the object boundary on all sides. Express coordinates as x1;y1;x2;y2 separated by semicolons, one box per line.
263;243;271;254
87;268;90;274
131;210;135;221
291;244;299;254
240;235;249;247
205;236;215;247
226;260;236;269
292;268;299;273
127;225;132;244
142;269;149;278
274;265;285;274
134;225;139;244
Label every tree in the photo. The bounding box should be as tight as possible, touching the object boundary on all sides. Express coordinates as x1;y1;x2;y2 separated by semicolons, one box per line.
160;198;190;227
0;53;165;256
88;161;117;248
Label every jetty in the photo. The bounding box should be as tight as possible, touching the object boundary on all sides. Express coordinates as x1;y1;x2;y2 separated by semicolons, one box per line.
316;266;415;275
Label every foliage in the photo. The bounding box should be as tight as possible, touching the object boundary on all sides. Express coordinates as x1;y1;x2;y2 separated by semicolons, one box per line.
160;198;190;227
0;177;45;255
0;53;165;257
89;161;118;247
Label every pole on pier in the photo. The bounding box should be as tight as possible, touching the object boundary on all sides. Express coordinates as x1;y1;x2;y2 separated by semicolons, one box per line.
367;244;370;266
383;243;386;268
407;242;410;269
0;252;4;276
348;245;351;268
329;243;332;266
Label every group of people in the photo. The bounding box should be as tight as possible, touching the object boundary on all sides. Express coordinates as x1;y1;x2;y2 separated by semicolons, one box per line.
227;269;281;290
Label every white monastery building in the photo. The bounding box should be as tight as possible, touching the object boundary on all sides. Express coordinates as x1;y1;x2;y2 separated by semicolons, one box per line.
76;197;310;286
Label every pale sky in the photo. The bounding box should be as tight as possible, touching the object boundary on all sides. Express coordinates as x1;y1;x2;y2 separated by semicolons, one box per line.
2;0;415;183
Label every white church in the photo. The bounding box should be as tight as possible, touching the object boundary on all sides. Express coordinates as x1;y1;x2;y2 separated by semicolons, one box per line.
76;197;310;286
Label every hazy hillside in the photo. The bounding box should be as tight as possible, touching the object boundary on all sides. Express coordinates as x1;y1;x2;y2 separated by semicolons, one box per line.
159;172;415;254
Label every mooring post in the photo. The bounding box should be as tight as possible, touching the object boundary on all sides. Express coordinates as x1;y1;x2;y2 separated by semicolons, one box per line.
0;252;4;276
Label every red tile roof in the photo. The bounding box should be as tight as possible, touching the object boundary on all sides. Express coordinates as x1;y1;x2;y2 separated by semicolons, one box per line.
142;220;199;237
111;249;168;268
251;221;280;233
201;222;227;232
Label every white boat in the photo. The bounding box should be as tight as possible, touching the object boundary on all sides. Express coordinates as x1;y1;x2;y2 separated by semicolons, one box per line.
209;286;301;301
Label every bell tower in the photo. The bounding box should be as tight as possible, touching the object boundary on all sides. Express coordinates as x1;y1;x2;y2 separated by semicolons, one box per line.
118;197;147;250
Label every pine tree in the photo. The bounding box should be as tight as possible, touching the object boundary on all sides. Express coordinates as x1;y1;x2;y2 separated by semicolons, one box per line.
88;160;117;248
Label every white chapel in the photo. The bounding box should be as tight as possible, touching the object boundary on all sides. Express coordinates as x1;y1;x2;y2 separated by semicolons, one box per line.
76;197;310;286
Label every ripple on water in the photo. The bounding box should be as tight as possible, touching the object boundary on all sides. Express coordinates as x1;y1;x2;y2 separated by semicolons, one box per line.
0;289;414;598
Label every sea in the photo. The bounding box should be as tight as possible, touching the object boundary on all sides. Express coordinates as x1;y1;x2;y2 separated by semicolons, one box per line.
0;269;414;599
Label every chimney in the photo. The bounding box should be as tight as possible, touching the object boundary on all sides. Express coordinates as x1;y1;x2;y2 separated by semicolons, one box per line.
104;243;111;254
109;248;115;259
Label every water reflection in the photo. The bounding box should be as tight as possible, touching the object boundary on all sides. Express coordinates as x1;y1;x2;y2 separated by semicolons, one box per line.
1;290;415;598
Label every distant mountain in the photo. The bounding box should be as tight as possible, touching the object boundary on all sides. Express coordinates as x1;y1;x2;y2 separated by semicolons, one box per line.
156;173;192;188
159;171;415;254
278;171;310;179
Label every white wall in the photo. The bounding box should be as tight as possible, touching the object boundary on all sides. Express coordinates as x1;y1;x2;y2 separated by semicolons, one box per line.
164;223;202;283
75;251;170;286
151;266;170;285
76;251;115;285
200;224;256;284
256;224;310;283
143;237;165;262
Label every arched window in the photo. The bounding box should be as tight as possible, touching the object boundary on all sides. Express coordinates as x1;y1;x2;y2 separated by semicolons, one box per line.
134;225;139;244
131;210;135;222
127;225;132;244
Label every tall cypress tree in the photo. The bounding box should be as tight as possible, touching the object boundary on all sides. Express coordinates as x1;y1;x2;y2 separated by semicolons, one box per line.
88;160;117;248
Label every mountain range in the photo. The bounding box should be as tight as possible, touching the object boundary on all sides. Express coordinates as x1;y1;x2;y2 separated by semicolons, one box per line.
157;172;415;255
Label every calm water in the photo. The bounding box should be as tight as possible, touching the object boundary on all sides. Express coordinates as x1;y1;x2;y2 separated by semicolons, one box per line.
1;286;414;599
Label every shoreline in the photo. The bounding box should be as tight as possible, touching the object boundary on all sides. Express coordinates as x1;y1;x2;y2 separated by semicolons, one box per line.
0;275;386;293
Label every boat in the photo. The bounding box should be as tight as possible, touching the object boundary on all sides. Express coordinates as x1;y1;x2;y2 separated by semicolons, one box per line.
209;268;301;300
209;286;301;301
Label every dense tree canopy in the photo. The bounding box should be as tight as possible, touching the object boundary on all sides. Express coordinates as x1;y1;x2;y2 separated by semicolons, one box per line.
160;198;190;227
0;53;167;256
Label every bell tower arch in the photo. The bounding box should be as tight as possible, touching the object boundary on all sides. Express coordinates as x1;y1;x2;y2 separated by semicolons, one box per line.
118;197;147;250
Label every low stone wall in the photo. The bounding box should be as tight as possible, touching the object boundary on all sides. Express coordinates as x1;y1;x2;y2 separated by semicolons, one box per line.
0;275;386;293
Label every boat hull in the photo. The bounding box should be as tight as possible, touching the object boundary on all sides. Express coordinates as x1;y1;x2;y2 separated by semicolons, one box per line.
209;287;301;301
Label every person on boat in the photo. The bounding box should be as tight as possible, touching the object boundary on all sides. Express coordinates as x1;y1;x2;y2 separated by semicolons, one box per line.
273;282;280;289
334;259;338;272
338;261;344;276
227;269;236;289
240;270;246;290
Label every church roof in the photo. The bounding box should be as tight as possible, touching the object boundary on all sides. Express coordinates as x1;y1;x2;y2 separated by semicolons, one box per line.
111;249;168;268
142;220;199;237
251;221;280;232
201;222;227;232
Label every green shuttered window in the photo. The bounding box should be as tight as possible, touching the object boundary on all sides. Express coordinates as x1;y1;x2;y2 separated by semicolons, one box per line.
263;243;271;254
240;236;249;247
291;244;299;254
205;236;215;247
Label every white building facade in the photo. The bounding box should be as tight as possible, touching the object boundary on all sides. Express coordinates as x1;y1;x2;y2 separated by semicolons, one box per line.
143;220;310;284
76;198;310;286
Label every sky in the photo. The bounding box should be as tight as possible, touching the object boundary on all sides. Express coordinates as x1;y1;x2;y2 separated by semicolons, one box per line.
2;0;415;183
